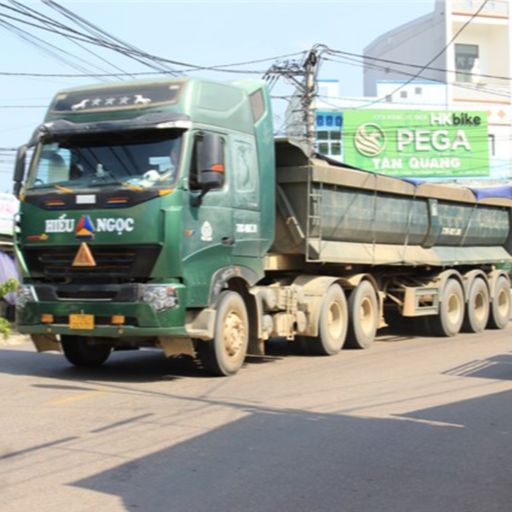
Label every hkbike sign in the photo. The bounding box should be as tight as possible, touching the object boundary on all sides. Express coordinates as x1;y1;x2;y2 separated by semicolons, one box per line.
342;110;489;178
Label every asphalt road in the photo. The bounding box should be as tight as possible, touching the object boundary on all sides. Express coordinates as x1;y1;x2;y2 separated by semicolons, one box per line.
1;325;512;512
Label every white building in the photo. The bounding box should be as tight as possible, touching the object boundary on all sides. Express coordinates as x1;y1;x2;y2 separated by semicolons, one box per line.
366;0;511;179
310;0;512;182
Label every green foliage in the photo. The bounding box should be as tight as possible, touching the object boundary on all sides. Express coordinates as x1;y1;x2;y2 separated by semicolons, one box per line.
0;278;18;297
0;278;18;338
0;317;10;338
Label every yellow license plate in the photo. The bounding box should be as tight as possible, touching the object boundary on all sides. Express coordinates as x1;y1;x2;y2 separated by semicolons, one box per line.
69;314;95;330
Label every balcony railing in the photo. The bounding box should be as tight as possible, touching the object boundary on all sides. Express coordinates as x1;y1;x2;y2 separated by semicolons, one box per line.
452;0;509;17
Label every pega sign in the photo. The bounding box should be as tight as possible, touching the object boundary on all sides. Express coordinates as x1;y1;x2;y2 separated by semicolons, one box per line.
343;110;489;178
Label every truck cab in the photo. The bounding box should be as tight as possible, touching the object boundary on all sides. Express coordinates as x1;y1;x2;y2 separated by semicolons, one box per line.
14;78;275;375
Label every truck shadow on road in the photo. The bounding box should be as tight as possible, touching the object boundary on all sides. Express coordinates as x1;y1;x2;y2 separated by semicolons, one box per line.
1;332;508;384
69;388;512;512
0;342;294;383
0;348;208;383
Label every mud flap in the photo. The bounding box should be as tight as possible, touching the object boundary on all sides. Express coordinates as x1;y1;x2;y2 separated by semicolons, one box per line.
31;334;60;352
159;337;195;358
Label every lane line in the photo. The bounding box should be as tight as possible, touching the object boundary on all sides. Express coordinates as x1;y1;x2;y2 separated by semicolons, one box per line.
47;390;108;406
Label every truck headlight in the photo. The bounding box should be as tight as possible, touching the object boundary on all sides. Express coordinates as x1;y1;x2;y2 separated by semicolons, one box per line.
16;285;38;309
141;285;178;312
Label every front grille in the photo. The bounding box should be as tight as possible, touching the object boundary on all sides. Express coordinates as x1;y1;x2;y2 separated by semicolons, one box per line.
25;244;161;284
57;289;119;300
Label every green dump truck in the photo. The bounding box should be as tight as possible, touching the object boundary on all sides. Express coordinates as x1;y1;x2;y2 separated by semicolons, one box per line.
12;78;512;375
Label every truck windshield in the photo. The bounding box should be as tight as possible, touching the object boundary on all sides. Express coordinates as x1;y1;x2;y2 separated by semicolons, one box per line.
27;132;182;190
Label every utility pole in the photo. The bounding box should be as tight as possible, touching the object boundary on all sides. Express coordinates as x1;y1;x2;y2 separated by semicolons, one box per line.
264;44;324;155
303;48;318;157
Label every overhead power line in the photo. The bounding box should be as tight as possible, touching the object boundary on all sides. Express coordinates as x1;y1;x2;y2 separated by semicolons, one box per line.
1;1;130;79
41;0;179;76
0;2;303;76
8;0;132;79
0;105;46;108
323;55;512;100
327;48;512;83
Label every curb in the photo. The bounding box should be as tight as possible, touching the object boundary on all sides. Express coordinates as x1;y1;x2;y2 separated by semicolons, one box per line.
0;333;30;347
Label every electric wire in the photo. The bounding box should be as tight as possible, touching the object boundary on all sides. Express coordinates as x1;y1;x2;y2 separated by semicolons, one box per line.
7;0;132;79
41;0;179;76
0;18;113;78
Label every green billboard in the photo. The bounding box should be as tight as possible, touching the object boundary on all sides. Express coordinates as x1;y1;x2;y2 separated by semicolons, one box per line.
342;110;489;178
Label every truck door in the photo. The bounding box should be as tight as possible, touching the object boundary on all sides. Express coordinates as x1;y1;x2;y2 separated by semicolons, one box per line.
231;135;262;257
182;131;234;303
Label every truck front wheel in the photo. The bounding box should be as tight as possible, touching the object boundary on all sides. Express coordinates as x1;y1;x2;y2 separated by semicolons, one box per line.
196;291;249;376
60;336;112;367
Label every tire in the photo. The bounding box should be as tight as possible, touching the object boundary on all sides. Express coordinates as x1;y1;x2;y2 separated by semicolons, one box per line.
462;277;490;333
196;291;249;376
488;275;511;329
304;284;348;355
430;278;464;337
60;336;112;367
346;281;378;349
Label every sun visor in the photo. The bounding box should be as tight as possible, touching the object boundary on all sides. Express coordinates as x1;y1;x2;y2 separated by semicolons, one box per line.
31;112;192;143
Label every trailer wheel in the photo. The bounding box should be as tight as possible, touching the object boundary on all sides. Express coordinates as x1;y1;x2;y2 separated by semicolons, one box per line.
346;281;378;349
488;276;511;329
196;291;249;376
462;277;489;333
60;336;112;367
430;278;464;337
304;284;348;355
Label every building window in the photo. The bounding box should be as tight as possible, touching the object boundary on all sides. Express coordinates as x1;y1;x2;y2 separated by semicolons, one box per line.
315;112;343;159
488;134;496;157
385;94;393;103
455;43;479;82
415;87;422;95
400;91;408;99
318;142;329;154
331;142;341;156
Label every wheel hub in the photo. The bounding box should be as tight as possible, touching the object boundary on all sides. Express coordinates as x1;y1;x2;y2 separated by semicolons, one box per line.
223;311;245;358
327;302;343;339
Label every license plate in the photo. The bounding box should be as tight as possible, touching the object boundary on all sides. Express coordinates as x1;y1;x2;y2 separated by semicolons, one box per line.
69;314;95;330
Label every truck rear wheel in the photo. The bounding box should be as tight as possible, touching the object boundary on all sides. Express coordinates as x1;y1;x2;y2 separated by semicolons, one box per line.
60;336;112;367
346;281;378;349
430;278;464;337
196;291;249;376
488;276;511;329
462;277;489;333
304;284;348;355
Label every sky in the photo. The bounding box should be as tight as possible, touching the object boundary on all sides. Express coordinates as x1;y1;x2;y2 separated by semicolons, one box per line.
0;0;435;192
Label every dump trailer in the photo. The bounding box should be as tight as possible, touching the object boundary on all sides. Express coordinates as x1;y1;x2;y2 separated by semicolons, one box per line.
12;78;512;375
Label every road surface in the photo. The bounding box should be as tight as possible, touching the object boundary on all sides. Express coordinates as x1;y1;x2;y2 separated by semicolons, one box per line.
1;326;512;511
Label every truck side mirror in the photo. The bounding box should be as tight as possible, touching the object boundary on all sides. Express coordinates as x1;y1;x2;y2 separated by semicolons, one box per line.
198;133;224;191
13;145;27;198
191;133;224;206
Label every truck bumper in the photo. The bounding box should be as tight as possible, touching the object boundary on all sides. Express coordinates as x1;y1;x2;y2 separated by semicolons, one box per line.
16;284;188;338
